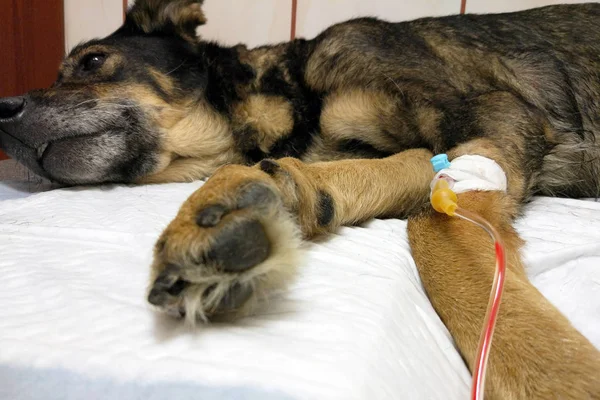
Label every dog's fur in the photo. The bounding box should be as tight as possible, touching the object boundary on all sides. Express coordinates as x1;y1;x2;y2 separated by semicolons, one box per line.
1;1;600;397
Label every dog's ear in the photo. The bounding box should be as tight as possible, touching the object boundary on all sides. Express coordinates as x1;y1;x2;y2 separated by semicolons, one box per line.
123;0;206;41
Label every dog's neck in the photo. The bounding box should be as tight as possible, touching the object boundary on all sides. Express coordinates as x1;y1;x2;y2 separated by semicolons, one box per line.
200;40;316;164
144;40;313;184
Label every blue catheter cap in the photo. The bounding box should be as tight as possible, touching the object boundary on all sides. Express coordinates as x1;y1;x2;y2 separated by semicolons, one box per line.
430;154;451;172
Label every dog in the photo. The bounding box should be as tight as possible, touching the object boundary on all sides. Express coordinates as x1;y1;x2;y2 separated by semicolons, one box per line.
1;0;599;397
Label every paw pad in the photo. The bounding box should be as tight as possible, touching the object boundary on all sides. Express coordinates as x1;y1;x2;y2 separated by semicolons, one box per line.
208;219;271;272
196;204;228;227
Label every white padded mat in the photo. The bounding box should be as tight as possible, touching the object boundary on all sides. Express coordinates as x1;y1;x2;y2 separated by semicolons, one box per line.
0;181;598;400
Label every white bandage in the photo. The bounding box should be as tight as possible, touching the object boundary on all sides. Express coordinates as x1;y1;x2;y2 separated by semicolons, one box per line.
433;155;507;194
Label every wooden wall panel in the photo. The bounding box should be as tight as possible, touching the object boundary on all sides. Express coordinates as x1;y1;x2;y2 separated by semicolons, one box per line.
0;0;65;95
0;0;65;160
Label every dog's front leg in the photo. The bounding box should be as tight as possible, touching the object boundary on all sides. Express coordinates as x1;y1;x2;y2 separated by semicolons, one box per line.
145;148;434;322
409;190;600;399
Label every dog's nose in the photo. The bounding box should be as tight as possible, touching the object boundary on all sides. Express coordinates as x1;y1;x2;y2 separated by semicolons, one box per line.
0;96;26;121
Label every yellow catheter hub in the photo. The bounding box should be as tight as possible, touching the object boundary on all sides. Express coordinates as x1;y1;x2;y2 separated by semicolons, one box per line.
430;178;458;216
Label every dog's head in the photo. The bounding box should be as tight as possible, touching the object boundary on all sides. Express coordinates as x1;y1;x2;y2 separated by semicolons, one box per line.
0;0;247;185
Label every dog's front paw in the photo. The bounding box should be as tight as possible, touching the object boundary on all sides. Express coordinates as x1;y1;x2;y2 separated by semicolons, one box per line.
147;165;302;323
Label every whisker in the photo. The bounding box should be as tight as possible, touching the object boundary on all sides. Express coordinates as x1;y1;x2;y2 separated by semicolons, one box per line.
63;97;136;113
166;59;187;76
383;73;404;97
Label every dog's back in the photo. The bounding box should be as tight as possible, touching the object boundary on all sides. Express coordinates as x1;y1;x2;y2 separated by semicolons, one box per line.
303;4;600;197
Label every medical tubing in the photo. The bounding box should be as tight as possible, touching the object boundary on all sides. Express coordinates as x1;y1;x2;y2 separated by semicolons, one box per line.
453;207;507;400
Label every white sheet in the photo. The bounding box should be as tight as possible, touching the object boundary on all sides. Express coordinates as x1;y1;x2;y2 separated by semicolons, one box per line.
0;160;56;201
0;182;598;400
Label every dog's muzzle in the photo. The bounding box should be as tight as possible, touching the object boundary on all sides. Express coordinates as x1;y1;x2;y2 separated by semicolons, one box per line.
0;96;50;178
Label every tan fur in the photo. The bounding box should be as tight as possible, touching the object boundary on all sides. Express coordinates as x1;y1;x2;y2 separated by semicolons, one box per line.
269;149;435;237
320;89;404;151
160;101;232;157
139;153;239;184
414;106;443;150
147;67;177;96
232;94;294;153
142;99;241;182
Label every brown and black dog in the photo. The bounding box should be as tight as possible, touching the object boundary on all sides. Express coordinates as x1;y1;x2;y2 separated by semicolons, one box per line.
1;0;599;397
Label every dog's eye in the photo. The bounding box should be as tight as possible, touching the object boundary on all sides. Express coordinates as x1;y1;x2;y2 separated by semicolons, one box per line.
81;54;106;72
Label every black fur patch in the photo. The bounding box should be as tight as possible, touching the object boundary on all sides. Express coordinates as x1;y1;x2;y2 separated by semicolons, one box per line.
260;67;294;97
337;139;394;159
317;190;335;227
233;126;263;163
259;159;281;175
201;43;255;114
436;97;479;151
166;279;189;296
